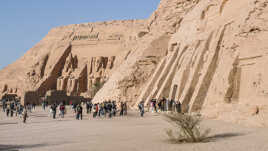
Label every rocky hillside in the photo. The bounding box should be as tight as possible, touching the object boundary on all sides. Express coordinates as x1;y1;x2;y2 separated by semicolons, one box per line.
1;0;268;126
94;0;268;126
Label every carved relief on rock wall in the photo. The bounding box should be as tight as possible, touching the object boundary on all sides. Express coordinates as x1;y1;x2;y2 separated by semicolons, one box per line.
66;78;78;95
87;56;115;91
56;53;116;97
57;76;69;91
62;53;78;76
26;54;50;87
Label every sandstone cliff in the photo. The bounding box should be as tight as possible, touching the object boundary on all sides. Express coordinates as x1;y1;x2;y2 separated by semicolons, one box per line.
0;20;147;102
1;0;268;126
94;0;268;126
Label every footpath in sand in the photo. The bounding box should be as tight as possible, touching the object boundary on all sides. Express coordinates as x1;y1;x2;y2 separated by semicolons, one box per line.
0;107;268;151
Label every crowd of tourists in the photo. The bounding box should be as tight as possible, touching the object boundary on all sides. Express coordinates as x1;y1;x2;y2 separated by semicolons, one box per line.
151;97;182;113
1;98;30;123
138;97;182;117
45;100;128;120
1;96;182;123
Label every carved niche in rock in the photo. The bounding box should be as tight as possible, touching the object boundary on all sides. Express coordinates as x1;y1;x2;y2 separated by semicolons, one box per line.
56;56;115;96
27;54;50;86
57;76;69;91
66;78;78;96
62;53;78;76
87;56;115;91
107;56;115;69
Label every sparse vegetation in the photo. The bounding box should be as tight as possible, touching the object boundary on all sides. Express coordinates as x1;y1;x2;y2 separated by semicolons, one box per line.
164;113;210;143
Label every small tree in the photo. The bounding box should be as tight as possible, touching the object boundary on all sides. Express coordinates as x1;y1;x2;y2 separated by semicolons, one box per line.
164;113;210;143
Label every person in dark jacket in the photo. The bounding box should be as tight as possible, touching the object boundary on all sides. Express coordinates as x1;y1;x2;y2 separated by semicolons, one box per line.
51;104;57;119
138;101;145;117
2;99;6;112
59;103;65;118
6;102;10;117
76;104;83;120
112;101;117;116
23;108;28;123
120;102;124;116
10;101;15;117
86;101;91;114
176;101;182;113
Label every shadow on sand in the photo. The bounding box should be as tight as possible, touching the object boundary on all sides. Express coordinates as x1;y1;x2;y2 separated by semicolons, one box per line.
30;114;49;118
0;141;72;151
0;122;18;126
30;119;72;124
0;144;49;151
207;132;245;142
165;132;246;144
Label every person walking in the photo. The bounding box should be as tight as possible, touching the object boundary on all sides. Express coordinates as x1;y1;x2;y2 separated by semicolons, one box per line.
76;104;83;120
112;101;117;117
86;101;90;114
93;104;98;118
42;101;46;110
138;101;145;117
23;108;28;123
170;99;175;112
150;99;154;113
119;102;124;116
59;103;65;118
175;101;182;113
150;99;157;113
19;104;24;117
15;104;20;117
6;101;10;117
123;102;127;116
72;103;77;113
27;103;32;113
2;99;6;112
106;101;113;118
10;101;15;117
51;104;57;119
32;103;36;111
79;104;83;120
76;105;80;120
98;103;104;117
153;99;158;113
88;101;93;114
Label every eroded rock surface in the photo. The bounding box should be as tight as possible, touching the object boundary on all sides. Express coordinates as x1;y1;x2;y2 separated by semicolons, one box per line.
1;0;268;126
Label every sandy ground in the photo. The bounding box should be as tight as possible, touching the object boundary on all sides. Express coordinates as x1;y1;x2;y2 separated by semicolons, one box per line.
0;106;268;151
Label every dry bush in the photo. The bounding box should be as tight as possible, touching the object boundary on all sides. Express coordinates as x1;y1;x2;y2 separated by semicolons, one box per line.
164;113;210;143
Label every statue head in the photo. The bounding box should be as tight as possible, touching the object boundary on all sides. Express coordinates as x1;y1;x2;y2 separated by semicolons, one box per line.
107;56;115;69
95;57;104;72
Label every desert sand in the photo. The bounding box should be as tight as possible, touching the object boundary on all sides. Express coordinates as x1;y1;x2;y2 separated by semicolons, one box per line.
0;107;268;151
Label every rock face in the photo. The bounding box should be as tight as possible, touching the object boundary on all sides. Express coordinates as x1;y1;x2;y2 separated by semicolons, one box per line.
56;55;115;96
1;0;268;126
0;20;147;103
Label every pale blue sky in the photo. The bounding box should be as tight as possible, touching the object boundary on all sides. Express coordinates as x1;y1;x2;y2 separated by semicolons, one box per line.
0;0;160;69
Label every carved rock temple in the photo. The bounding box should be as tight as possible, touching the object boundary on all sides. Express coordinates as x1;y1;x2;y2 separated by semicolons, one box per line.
1;0;268;126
